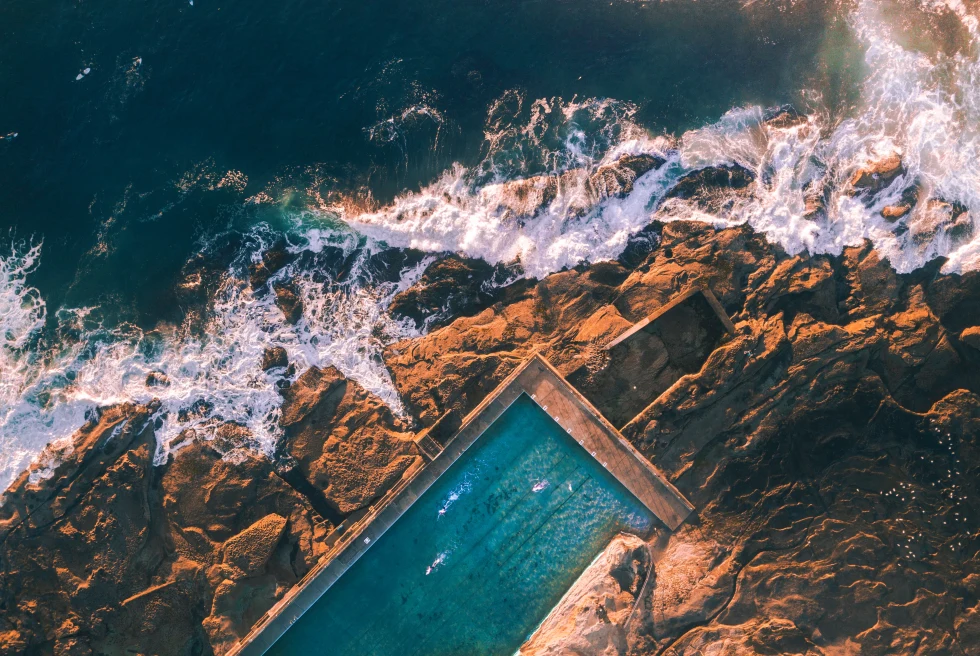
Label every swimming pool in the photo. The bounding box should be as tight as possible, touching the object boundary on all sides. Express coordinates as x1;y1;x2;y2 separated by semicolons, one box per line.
265;393;654;656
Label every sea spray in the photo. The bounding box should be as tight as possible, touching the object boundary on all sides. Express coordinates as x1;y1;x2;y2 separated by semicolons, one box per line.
0;240;49;485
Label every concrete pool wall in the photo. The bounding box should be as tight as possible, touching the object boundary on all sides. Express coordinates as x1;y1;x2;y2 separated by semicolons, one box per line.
227;353;693;656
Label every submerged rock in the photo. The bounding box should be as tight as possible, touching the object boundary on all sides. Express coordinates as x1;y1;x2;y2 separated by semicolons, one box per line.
909;199;973;245
763;105;808;129
848;153;905;194
248;241;296;289
261;346;288;371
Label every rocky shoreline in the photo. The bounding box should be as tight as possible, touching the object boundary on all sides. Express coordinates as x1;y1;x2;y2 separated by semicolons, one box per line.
2;158;980;654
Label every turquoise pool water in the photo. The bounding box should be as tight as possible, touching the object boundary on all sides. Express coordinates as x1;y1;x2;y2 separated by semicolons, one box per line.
266;394;654;656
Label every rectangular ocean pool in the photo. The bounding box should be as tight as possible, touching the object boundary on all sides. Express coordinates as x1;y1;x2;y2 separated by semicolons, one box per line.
265;393;654;656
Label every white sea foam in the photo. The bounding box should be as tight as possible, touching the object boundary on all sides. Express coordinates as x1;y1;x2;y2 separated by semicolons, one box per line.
345;0;980;275
0;225;427;492
0;240;51;486
679;0;980;274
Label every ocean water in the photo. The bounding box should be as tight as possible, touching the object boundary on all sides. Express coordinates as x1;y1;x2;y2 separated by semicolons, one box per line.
1;0;978;488
264;394;653;656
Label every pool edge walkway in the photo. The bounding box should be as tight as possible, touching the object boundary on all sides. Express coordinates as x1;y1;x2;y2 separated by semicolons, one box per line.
226;353;693;656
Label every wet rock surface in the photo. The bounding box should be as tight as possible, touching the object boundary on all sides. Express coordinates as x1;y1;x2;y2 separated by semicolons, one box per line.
663;165;755;206
260;346;288;371
486;153;667;222
388;255;530;330
849;153;906;195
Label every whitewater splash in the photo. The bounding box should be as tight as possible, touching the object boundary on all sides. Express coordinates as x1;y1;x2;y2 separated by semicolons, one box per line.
0;227;427;491
345;0;980;275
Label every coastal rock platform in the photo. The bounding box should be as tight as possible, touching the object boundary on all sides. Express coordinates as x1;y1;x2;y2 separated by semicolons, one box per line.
2;166;980;655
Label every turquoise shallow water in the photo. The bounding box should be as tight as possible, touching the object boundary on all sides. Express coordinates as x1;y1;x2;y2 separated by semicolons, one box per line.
266;394;654;656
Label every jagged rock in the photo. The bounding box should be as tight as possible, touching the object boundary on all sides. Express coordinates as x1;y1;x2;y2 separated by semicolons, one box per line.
519;533;650;656
261;346;288;371
588;153;666;199
956;603;980;654
882;183;922;220
0;403;333;656
386;220;980;655
248;241;295;289
882;203;912;220
950;212;975;241
568;288;734;428
486;154;665;221
840;242;901;316
802;183;827;220
665;164;755;203
202;515;290;653
908;199;972;244
849;153;905;193
273;282;304;324
489;174;559;219
145;371;170;387
279;366;418;514
962;326;980;350
5;199;980;656
388;255;530;330
222;514;288;577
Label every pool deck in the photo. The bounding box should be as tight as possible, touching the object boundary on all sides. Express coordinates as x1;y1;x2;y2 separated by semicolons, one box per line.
227;353;693;656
